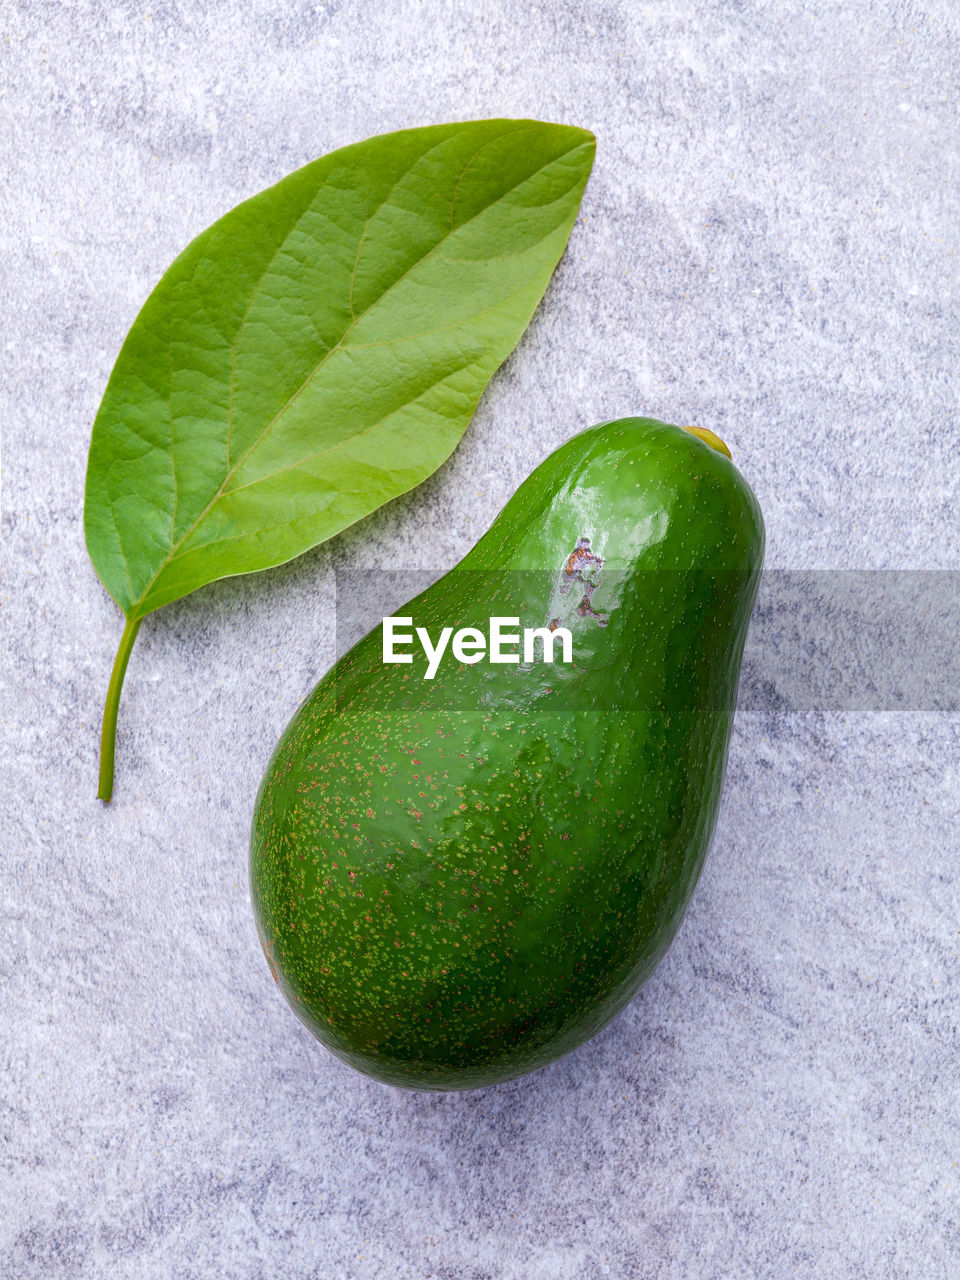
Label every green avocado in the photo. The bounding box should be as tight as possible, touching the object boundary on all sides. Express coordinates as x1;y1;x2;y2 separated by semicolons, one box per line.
250;417;764;1089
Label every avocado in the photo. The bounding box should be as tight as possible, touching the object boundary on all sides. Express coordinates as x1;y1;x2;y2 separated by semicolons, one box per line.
250;418;765;1089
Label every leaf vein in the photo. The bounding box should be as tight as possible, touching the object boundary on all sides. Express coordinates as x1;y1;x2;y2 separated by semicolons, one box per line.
215;361;475;504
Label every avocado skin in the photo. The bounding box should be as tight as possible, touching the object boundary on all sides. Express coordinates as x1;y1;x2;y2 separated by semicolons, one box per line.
250;418;764;1089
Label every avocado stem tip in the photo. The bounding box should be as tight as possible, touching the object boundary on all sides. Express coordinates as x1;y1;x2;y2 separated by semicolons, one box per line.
680;425;732;459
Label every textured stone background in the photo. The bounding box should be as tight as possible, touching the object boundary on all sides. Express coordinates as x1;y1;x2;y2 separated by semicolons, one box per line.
2;2;958;1277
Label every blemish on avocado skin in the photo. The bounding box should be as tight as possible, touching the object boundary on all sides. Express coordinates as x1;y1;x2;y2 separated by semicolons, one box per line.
546;536;609;631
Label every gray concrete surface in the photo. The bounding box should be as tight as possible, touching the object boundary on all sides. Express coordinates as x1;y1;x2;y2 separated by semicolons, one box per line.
2;2;958;1277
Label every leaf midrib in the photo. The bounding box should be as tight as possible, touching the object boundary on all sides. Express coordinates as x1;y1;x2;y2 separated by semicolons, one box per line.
150;359;475;595
124;130;591;619
215;277;555;507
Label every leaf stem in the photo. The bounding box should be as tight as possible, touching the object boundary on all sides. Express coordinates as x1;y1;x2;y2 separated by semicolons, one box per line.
97;613;143;803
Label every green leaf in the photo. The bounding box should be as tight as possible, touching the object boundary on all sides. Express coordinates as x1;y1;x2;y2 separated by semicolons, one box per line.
84;118;596;799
